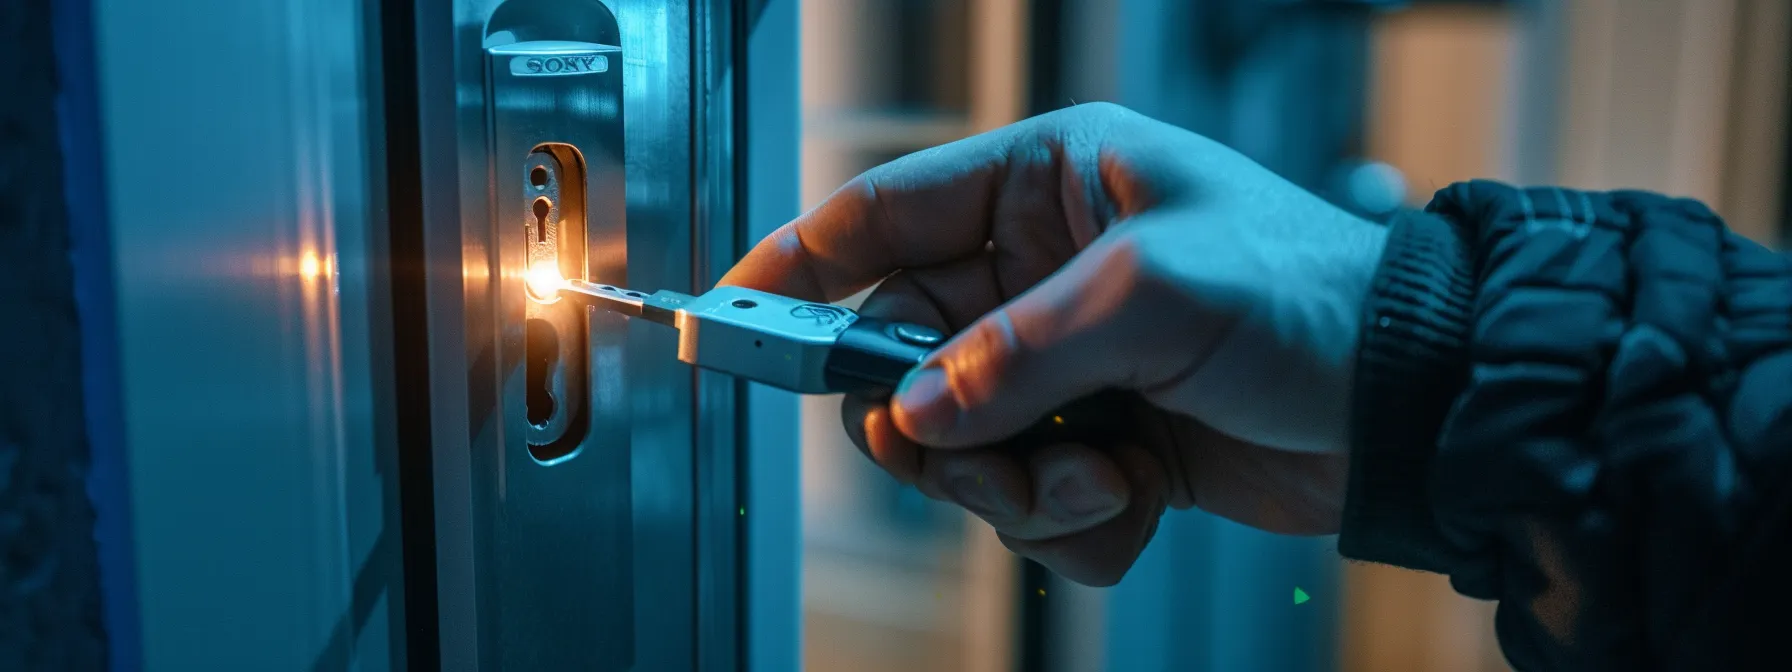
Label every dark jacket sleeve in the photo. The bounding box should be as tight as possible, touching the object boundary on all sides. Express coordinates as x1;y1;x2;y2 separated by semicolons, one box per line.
1337;180;1792;672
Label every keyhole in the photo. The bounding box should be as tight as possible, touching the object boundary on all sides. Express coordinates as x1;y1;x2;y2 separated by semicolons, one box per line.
532;197;552;244
525;318;559;428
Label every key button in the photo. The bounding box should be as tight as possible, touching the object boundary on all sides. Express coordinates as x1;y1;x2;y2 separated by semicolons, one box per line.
891;323;944;346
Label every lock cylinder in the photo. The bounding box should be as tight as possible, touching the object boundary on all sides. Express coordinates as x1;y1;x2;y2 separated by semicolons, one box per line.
519;146;591;460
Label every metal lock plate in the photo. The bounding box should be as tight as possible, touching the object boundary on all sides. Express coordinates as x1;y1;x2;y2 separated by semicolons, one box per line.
419;1;753;669
480;8;632;670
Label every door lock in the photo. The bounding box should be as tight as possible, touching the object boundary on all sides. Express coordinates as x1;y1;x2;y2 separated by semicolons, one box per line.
488;33;627;465
464;3;635;668
519;147;589;459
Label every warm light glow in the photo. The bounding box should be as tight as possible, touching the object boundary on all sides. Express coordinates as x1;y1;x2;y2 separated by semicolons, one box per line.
299;253;322;279
526;261;566;302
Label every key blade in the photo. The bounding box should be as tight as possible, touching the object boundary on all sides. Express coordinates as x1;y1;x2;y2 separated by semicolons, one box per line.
558;279;642;314
559;280;685;326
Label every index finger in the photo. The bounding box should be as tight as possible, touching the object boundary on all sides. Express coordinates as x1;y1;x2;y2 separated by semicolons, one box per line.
718;120;1037;302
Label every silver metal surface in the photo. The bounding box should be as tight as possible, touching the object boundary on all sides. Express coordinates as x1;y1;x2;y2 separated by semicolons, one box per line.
417;0;742;669
558;279;688;325
448;2;635;669
516;148;591;455
739;2;805;668
92;0;401;668
675;286;856;394
691;1;747;667
893;323;945;346
494;40;616;77
488;31;626;467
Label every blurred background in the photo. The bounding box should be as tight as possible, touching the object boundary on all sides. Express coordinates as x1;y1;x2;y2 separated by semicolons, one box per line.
796;1;1791;671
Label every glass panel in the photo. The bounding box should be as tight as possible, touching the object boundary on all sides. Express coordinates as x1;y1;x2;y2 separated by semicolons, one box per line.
92;0;399;668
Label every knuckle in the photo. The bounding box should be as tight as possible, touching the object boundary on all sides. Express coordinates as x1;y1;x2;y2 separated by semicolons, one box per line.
1046;101;1143;144
1068;100;1137;123
841;172;884;217
1033;102;1143;148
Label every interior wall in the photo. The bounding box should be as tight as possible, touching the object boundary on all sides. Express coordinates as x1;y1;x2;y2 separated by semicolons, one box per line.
1718;0;1791;244
1367;4;1517;196
1556;0;1790;244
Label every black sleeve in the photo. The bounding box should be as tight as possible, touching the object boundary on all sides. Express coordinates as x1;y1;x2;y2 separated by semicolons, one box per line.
1336;180;1792;671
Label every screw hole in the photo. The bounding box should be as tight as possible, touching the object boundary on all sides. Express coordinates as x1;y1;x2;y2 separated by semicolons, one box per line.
625;291;644;298
599;285;616;292
530;165;549;189
732;299;758;309
754;340;762;348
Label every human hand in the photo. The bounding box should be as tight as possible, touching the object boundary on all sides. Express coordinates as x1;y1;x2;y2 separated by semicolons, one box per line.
719;103;1388;586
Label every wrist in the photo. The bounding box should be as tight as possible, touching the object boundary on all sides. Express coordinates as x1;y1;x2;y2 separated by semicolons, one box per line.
1334;215;1392;435
1337;209;1475;572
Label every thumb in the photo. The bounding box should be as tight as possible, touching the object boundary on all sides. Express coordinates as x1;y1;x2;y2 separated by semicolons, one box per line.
890;237;1155;448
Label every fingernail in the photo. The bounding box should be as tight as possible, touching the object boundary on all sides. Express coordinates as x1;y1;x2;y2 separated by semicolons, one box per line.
947;474;1011;520
894;367;956;437
1047;472;1125;521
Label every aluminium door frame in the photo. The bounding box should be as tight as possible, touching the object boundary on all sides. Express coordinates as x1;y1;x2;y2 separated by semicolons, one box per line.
390;0;798;669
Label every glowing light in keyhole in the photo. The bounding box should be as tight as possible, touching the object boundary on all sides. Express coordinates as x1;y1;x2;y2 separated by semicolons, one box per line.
526;261;566;302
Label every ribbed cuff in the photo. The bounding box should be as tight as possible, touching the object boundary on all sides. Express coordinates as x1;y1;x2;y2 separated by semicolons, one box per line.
1336;210;1475;574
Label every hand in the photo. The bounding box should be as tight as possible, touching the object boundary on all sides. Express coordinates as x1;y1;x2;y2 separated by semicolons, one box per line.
719;103;1389;586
